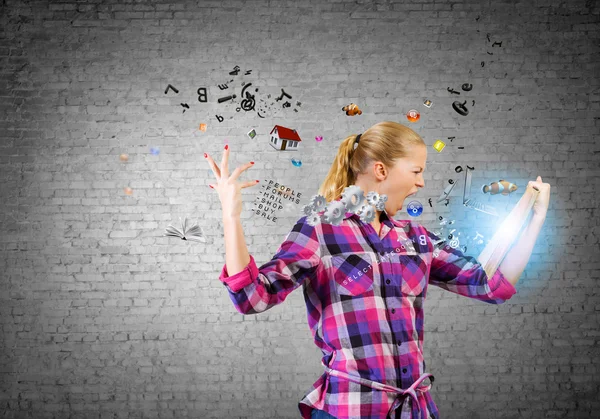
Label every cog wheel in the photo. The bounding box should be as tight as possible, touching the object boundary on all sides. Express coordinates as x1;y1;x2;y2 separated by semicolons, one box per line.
340;185;365;214
322;200;346;226
306;213;322;227
309;194;327;212
375;194;388;211
357;204;375;223
302;204;315;216
365;191;380;205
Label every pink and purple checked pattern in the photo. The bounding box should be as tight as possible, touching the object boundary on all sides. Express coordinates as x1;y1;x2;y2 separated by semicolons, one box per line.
219;209;517;419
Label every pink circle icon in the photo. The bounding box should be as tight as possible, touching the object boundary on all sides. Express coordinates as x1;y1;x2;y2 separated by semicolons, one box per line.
315;136;323;142
406;109;420;123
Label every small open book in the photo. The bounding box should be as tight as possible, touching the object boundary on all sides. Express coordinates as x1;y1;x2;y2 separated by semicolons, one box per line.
164;217;206;242
477;183;540;279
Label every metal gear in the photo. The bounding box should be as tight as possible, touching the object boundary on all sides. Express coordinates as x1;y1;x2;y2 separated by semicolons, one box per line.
322;200;346;226
375;194;388;211
302;204;315;216
309;194;327;212
357;204;375;223
365;191;380;206
306;213;322;227
340;185;365;214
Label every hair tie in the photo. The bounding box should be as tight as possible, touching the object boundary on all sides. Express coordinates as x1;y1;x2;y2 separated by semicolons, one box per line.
353;134;362;150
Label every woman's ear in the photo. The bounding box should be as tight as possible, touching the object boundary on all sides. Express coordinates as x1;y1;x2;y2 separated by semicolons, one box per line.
373;161;387;181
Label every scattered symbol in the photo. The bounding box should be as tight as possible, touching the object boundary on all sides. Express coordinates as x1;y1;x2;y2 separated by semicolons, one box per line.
428;198;432;207
448;179;454;185
218;83;229;90
291;158;302;167
119;154;129;162
461;245;467;253
181;103;189;112
215;115;224;122
455;166;463;173
447;87;460;95
448;136;456;142
449;237;459;248
282;101;291;108
199;123;207;132
269;125;301;151
481;61;485;67
472;100;475;107
197;87;207;102
124;187;133;196
164;84;179;94
487;51;493;55
240;83;255;111
461;83;473;91
342;103;362;116
407;201;423;217
247;129;257;139
423;99;433;108
296;101;301;106
164;217;206;243
486;33;491;42
218;94;236;103
150;147;160;155
482;180;518;195
236;107;241;112
463;166;498;216
257;112;265;118
458;146;465;149
476;15;480;21
406;109;420;122
467;165;474;170
492;41;502;47
437;180;456;202
452;100;469;116
245;70;252;75
433;139;446;152
444;199;450;206
315;136;323;142
267;94;271;99
275;89;292;101
229;66;240;75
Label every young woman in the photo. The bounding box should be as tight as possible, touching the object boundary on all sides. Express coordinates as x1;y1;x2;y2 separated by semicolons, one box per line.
204;121;550;419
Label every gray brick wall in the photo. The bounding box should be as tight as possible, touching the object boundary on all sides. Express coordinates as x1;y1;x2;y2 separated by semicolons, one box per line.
1;0;599;418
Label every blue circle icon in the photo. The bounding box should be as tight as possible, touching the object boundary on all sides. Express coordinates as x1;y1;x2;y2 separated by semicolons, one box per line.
291;158;302;167
407;200;423;217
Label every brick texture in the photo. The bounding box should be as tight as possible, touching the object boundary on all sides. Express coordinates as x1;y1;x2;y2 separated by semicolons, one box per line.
1;0;599;418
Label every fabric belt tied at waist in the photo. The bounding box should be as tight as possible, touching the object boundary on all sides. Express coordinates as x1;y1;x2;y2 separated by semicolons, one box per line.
323;364;434;418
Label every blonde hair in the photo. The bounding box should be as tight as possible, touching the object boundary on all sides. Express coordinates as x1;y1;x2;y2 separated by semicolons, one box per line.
318;121;426;202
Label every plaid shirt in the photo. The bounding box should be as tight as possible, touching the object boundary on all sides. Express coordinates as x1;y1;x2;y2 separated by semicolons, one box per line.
219;210;517;419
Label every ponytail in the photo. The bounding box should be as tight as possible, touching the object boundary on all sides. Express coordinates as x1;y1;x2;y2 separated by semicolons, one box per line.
318;135;359;202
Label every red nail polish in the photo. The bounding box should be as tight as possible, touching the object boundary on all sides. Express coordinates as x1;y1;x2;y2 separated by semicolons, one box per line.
209;185;213;189
250;161;255;164
224;144;229;150
203;153;208;158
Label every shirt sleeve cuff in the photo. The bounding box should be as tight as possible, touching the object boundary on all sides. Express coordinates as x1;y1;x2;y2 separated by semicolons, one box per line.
487;267;517;301
219;255;258;293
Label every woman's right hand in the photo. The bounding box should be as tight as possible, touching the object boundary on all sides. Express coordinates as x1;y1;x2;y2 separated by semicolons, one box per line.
205;145;259;219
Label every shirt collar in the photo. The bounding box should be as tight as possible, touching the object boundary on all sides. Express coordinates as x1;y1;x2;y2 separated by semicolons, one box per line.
344;208;410;229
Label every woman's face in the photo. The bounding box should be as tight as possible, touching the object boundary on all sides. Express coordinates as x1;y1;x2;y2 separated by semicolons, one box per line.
379;144;427;217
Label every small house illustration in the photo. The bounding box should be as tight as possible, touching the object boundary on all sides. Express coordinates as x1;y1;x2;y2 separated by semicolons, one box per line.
269;125;301;151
